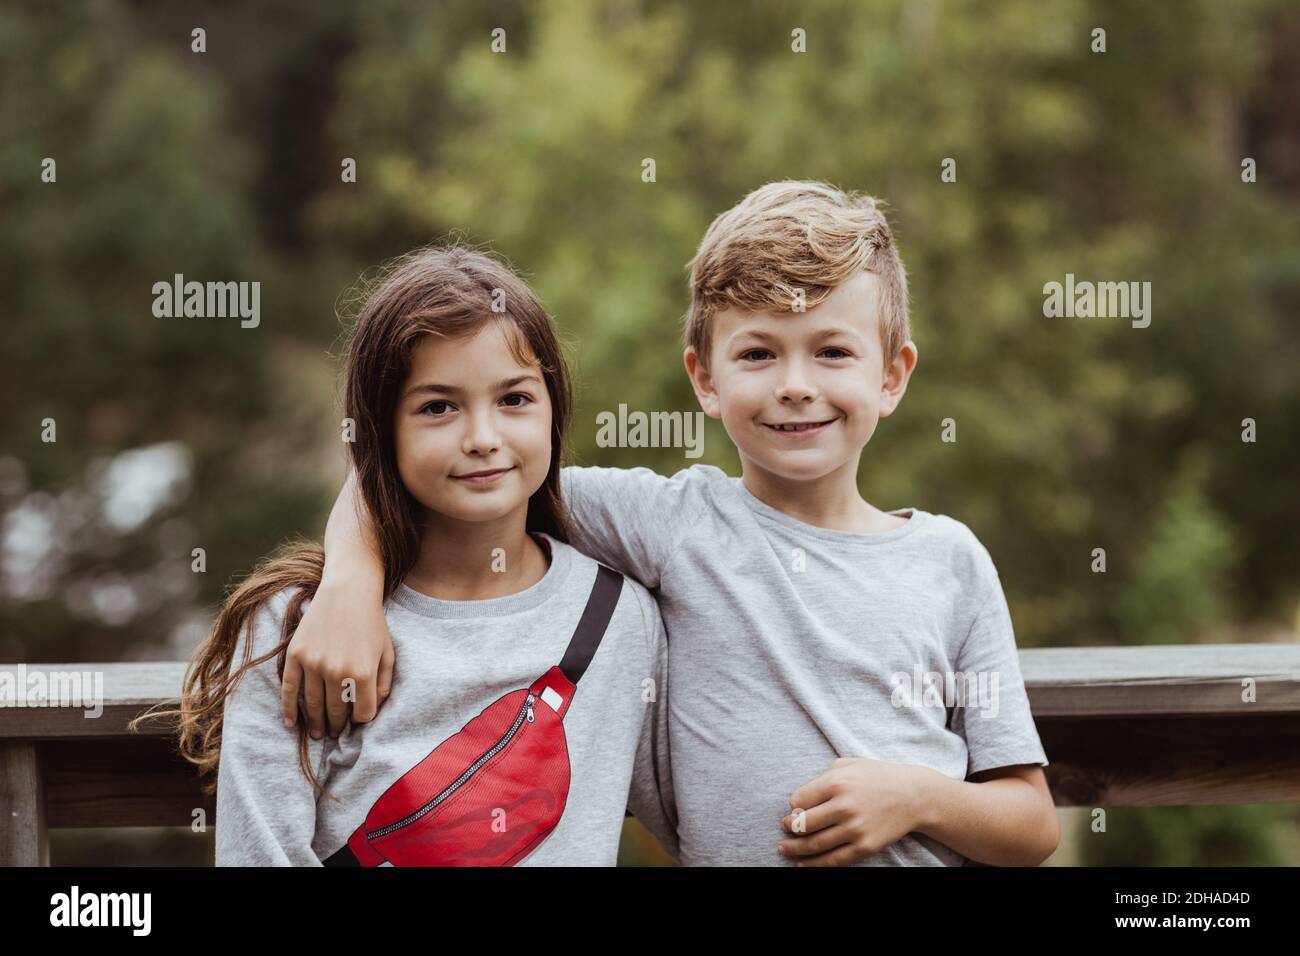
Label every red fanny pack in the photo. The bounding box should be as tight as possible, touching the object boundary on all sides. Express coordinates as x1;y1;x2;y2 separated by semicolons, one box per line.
322;564;624;867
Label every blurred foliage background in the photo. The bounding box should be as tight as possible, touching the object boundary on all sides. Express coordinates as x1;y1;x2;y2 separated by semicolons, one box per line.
2;0;1299;866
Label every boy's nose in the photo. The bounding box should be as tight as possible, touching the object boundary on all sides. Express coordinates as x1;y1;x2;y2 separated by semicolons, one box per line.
776;371;817;404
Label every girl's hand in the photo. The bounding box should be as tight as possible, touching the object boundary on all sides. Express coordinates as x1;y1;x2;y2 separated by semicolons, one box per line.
280;577;394;739
778;757;935;866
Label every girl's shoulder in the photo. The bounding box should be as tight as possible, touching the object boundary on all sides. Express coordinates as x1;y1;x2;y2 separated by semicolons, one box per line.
549;536;664;645
238;586;312;658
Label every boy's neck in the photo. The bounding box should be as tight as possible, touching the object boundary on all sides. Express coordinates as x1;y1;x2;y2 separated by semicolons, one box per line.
740;455;905;534
403;511;550;601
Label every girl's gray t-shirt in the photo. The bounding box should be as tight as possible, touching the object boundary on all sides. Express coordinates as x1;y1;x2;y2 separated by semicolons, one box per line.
214;533;677;866
561;464;1048;867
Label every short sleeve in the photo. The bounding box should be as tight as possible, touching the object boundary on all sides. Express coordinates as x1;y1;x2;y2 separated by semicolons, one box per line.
949;578;1049;777
560;465;708;589
624;584;679;859
215;591;330;866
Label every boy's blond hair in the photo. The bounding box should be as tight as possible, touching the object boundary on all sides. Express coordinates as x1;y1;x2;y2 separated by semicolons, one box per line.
685;181;910;370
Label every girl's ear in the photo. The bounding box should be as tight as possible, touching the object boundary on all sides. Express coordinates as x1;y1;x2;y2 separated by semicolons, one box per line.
683;347;722;419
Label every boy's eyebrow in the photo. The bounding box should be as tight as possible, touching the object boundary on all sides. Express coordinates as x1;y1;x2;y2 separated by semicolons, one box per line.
728;326;865;346
404;374;542;398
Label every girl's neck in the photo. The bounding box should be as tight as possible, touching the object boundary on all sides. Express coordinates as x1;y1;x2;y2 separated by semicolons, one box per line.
402;513;551;601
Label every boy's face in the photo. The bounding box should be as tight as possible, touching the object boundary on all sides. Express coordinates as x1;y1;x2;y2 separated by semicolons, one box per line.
685;271;916;487
393;322;553;529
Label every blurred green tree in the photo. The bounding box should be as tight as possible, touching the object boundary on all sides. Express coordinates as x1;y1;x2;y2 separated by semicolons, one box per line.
5;0;1298;866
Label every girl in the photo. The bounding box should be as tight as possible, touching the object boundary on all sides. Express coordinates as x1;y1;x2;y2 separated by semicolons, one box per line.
139;245;677;865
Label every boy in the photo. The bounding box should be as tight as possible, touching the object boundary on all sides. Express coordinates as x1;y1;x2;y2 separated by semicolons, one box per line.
285;181;1058;866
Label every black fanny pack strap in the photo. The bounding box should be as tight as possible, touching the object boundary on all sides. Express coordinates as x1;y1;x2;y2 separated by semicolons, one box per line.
323;843;359;866
557;564;623;686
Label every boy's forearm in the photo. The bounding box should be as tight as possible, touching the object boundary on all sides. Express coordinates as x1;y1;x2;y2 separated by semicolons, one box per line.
914;770;1056;866
322;468;384;594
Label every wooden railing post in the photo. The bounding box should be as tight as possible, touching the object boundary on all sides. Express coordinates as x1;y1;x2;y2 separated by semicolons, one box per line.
0;741;48;866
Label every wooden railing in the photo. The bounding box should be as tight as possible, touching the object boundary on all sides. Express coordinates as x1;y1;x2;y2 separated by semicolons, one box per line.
2;644;1299;865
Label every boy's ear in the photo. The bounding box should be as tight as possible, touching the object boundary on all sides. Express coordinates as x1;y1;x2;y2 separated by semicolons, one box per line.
683;347;722;419
878;340;919;419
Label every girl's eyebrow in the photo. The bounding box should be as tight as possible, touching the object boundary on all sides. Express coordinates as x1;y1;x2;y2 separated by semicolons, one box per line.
404;374;543;398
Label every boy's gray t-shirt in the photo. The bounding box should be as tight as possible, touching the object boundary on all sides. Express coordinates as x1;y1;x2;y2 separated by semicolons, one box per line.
215;534;677;866
561;464;1048;867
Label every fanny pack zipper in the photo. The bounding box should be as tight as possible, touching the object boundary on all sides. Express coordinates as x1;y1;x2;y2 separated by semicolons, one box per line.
367;692;536;840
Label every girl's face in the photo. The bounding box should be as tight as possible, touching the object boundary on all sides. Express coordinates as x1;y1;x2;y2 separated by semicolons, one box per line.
393;321;553;528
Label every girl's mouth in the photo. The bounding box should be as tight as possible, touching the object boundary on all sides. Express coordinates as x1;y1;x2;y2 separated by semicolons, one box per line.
453;467;514;485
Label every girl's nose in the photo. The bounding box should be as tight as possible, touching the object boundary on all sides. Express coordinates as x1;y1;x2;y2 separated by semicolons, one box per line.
462;410;503;454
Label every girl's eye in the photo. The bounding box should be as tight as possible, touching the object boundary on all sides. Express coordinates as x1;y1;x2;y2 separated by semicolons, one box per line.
820;347;852;359
420;400;454;416
740;348;774;362
500;392;533;408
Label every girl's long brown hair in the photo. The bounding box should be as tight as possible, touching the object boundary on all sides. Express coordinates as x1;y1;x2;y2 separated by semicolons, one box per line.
132;245;574;797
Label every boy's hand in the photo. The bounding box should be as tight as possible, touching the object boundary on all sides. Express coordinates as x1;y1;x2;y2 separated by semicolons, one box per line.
778;757;935;866
279;467;392;739
281;583;394;738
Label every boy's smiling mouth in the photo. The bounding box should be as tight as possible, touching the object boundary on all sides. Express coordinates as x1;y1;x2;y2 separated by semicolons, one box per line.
761;417;838;434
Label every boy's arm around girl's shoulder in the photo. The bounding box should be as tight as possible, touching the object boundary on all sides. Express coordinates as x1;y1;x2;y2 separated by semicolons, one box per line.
287;462;711;736
216;590;331;866
560;463;715;590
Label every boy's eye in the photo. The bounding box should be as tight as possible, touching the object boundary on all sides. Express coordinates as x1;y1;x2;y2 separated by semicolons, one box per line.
820;347;852;359
500;392;533;408
740;348;774;362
